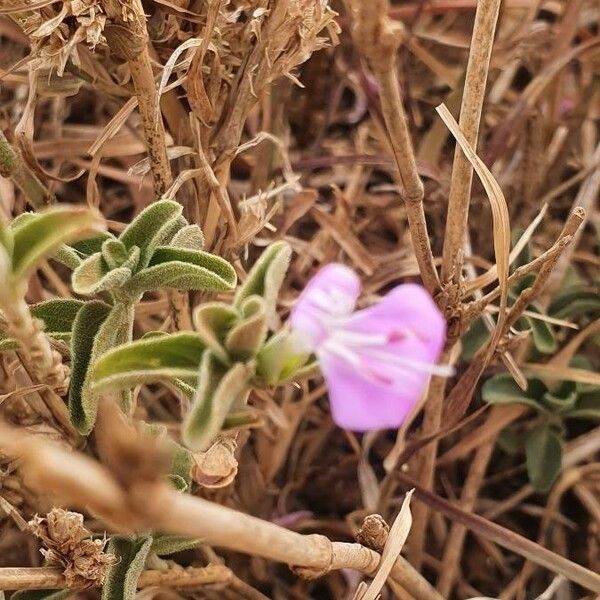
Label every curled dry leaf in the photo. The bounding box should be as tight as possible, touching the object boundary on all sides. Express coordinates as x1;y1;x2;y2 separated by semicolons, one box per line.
192;437;239;489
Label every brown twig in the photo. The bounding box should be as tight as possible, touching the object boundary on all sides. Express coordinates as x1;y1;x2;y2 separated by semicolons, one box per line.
343;0;440;296
441;0;501;283
0;422;443;600
100;0;172;196
0;565;233;590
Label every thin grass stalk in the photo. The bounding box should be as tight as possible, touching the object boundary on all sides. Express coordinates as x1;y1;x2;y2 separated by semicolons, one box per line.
441;0;502;283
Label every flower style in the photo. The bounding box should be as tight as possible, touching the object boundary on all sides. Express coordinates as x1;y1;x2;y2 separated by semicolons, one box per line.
290;264;449;431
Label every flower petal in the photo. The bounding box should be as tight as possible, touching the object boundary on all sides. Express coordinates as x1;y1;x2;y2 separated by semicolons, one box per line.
290;263;360;348
320;352;417;431
346;283;446;363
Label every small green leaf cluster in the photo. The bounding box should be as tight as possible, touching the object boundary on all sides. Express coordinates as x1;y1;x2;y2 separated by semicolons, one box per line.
90;240;314;451
482;364;600;492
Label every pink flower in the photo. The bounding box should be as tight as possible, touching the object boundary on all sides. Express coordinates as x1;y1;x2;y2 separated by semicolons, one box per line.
290;264;449;431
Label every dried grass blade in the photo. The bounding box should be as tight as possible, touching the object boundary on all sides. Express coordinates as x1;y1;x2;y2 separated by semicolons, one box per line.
436;103;510;322
522;363;600;386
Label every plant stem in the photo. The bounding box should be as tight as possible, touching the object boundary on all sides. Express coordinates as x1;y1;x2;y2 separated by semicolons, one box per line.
399;476;600;594
0;423;443;600
0;565;232;590
440;0;502;282
100;0;172;196
0;130;52;208
343;0;440;296
406;355;449;569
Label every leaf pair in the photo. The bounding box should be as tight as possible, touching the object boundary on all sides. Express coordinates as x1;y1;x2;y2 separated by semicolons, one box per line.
71;199;234;300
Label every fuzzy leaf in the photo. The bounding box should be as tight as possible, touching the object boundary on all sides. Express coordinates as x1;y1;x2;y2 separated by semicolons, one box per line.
520;304;557;355
541;382;578;413
119;199;183;265
52;244;82;270
101;239;130;270
70;232;115;257
69;302;133;434
225;296;267;360
30;299;85;341
482;374;547;411
171;224;204;250
256;329;310;385
235;241;291;316
550;289;600;319
91;332;207;392
71;253;132;296
182;353;252;451
68;300;111;433
10;207;104;281
101;537;153;600
525;424;563;493
124;247;236;296
169;442;194;491
150;535;200;556
193;302;238;360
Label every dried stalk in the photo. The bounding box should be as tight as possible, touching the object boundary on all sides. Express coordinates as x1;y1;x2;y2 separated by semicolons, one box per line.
0;129;52;208
441;0;501;282
343;0;440;296
436;436;495;596
399;476;600;593
100;0;172;196
0;565;232;590
0;422;443;600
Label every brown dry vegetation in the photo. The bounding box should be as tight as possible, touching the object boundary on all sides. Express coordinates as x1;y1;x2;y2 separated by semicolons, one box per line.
0;0;599;599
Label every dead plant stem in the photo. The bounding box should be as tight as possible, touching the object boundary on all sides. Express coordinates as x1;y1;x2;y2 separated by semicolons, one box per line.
441;0;501;282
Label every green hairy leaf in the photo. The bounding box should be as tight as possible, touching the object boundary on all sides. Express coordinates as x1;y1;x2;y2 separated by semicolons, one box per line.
225;296;268;360
71;253;132;296
68;300;111;433
91;332;207;392
525;423;563;493
193;302;238;359
235;241;291;316
118;199;182;265
101;537;153;600
522;305;557;354
256;329;311;385
30;299;85;341
124;247;236;296
10;207;104;281
170;224;204;250
567;391;600;421
69;302;133;434
150;535;200;556
0;331;19;352
182;353;253;451
70;232;115;257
